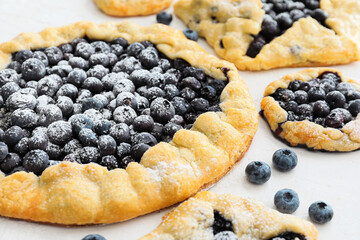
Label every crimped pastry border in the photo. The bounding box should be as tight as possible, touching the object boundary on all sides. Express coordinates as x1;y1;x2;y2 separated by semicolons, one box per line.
261;68;360;152
93;0;172;17
0;21;258;225
174;0;360;71
140;191;318;240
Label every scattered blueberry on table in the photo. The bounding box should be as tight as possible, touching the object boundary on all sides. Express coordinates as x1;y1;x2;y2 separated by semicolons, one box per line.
183;29;199;41
309;201;334;224
272;148;298;172
82;234;106;240
274;188;300;214
156;11;173;25
245;161;271;184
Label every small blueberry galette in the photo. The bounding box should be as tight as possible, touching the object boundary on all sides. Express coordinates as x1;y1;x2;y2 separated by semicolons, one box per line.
93;0;172;17
174;0;360;71
261;68;360;151
140;191;318;240
0;21;258;224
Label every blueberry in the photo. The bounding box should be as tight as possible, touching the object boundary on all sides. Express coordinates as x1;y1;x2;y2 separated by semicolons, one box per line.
174;58;190;70
319;79;336;93
37;75;62;97
11;108;38;128
0;82;19;101
100;155;118;170
87;64;109;80
309;201;334;224
111;44;124;57
305;0;320;9
180;87;196;101
181;77;202;90
57;96;74;117
0;142;9;161
299;81;310;92
38;104;63;127
331;108;352;124
67;68;87;87
94;120;111;135
70;114;94;134
117;142;131;159
0;153;21;173
21;58;46;81
276;12;293;29
113;106;137;125
273;88;295;102
296;104;313;118
183;67;206;81
81;234;107;240
47;121;73;145
212;210;233;235
156;11;173;25
207;79;226;94
6;61;21;73
75;42;95;59
214;231;238;240
112;38;129;49
346;90;360;101
132;132;157;146
46;142;63;160
89;53;110;67
15;50;33;63
246;35;266;58
245;161;271;184
163;122;182;138
274;189;300;214
288;80;302;91
91;41;111;54
290;9;305;21
313;100;330;118
79;128;98;147
116;92;137;109
349;99;360;117
131;143;150;162
325;111;344;128
150;97;175;124
48;64;72;78
129;69;151;87
272;148;298;172
23;150;49;175
63;139;82;155
69;57;89;70
294;90;308;104
139;48;159;69
56;84;79;100
325;91;346;109
110;123;130;143
6;92;37;110
44;47;63;65
336;82;354;95
191;98;209;111
183;29;199;41
113;79;136;95
261;15;281;39
59;43;73;54
29;132;48;151
132;115;155;133
4;126;23;145
127;42;145;56
33;51;49;67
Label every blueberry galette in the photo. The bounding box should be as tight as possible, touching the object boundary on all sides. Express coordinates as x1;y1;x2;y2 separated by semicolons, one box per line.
93;0;172;16
0;21;258;224
140;191;318;240
261;68;360;151
174;0;360;71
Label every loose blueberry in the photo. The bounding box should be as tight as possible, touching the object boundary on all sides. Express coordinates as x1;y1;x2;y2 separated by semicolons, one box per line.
81;234;107;240
245;161;271;184
309;201;334;224
274;188;300;214
183;29;199;41
156;11;173;25
272;148;298;172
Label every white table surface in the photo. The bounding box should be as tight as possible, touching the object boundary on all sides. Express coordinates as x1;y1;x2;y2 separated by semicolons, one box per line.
0;0;359;239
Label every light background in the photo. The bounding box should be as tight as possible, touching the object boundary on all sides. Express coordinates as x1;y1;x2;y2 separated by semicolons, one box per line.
0;0;359;239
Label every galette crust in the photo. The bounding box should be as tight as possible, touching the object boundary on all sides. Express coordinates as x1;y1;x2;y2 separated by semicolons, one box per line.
261;68;360;152
140;191;318;240
93;0;172;17
0;21;258;224
174;0;360;71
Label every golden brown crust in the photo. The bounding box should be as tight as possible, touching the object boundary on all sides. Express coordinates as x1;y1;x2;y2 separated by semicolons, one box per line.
174;0;360;71
261;68;360;151
93;0;172;17
140;191;318;240
0;21;258;224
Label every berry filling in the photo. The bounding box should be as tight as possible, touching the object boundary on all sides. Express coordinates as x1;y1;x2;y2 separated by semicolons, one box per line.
268;232;306;240
271;72;360;129
0;37;228;176
246;0;329;58
212;210;234;236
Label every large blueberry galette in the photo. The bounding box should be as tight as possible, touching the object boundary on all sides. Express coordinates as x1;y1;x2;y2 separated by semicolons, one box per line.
140;191;318;240
261;68;360;151
0;21;258;224
174;0;360;70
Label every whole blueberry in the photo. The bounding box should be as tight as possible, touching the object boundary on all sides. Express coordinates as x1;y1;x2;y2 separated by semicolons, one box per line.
21;58;46;81
117;142;131;159
57;96;74;117
325;91;346;109
288;80;302;91
112;38;129;48
131;143;150;162
311;9;328;24
56;84;79;100
336;82;354;95
346;90;360;101
132;132;157;146
132;115;155;133
75;42;95;59
44;47;63;65
47;121;73;145
38;104;63;127
94;120;112;135
70;114;94;134
349;99;360;117
29;133;48;151
191;98;209;111
313;100;330;118
145;87;165;102
4;126;23;145
6;61;21;73
296;104;313;118
200;85;217;100
98;135;117;156
272;148;298;172
23;150;49;175
110;123;130;143
0;153;21;173
89;53;109;67
100;155;118;170
113;79;135;95
46;142;63;160
15;50;33;63
134;96;149;113
1;82;20;101
0;69;19;86
274;88;295;102
331;108;352;124
116;92;137;109
214;231;238;240
163;122;182;138
276;12;293;29
309;201;334;224
246;35;266;58
150;97;175;124
172;97;190;115
245;161;271;184
91;41;111;54
81;234;106;240
294;90;308;104
67;68;87;87
261;15;281;39
63;139;82;155
325;111;344;128
274;189;300;214
180;87;196;101
156;11;173;25
82;77;103;94
0;142;9;161
13;138;29;156
113;106;137;125
139;48;159;69
79;128;98;146
11;108;38;128
151;123;164;140
69;57;89;70
82;97;104;111
127;42;145;56
183;29;199;41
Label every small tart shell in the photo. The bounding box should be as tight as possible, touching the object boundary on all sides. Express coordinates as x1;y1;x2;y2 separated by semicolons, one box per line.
261;68;360;152
0;21;258;224
174;0;360;71
93;0;172;17
140;191;318;240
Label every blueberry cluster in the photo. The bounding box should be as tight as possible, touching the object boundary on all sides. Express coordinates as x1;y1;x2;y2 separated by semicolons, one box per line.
271;72;360;129
246;0;328;58
0;37;227;176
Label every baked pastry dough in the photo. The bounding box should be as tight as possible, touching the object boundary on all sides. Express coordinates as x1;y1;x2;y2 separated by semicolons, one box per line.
140;191;318;240
93;0;172;17
261;68;360;151
0;21;258;224
174;0;360;71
